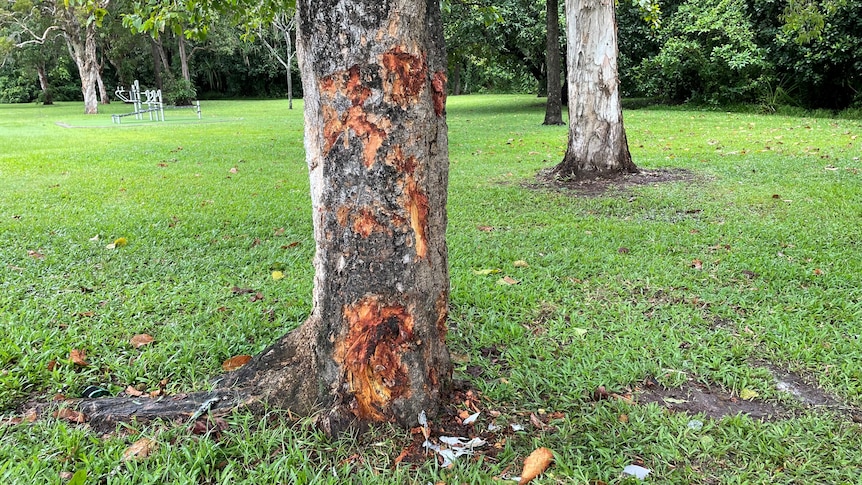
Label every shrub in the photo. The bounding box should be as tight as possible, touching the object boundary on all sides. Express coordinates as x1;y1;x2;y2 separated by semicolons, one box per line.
634;0;771;105
165;77;197;106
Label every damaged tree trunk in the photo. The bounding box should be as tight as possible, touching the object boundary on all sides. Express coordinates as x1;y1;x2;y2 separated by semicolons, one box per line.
78;0;452;436
551;0;637;179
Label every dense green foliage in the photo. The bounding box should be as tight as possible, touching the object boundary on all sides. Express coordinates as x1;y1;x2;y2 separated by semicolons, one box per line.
2;97;862;483
627;0;862;109
3;0;860;108
633;0;769;105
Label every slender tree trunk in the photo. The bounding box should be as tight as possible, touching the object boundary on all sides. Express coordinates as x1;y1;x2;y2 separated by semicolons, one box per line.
151;38;164;91
451;61;462;96
36;63;53;105
543;0;563;125
285;32;293;110
96;63;110;105
77;0;452;436
552;0;637;178
286;68;293;109
178;34;190;81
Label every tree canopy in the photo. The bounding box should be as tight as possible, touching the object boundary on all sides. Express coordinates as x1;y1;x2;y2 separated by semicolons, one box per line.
3;0;861;110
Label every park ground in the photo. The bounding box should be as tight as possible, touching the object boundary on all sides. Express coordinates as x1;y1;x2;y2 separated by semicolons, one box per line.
1;96;861;483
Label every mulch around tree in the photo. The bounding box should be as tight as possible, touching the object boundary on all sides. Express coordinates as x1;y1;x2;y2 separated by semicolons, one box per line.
530;167;699;197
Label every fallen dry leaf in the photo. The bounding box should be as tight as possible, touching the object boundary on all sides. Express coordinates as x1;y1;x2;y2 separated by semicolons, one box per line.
498;276;519;285
54;408;86;423
47;359;57;371
130;334;154;349
477;225;494;232
529;413;546;430
272;270;285;280
691;259;703;270
222;355;252;371
513;260;529;268
28;250;45;259
122;437;156;461
519;447;554;485
125;386;145;397
69;349;88;366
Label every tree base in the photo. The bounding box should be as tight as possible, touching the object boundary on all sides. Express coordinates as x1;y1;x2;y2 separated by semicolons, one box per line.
40;316;444;437
550;146;640;181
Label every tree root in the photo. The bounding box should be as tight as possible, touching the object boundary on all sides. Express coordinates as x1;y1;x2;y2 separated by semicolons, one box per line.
35;322;329;434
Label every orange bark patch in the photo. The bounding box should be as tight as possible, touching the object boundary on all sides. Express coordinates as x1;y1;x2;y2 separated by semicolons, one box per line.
431;71;447;117
384;145;418;174
404;177;430;259
382;47;427;107
435;290;448;341
319;66;389;168
336;205;351;227
351;208;385;237
335;296;415;421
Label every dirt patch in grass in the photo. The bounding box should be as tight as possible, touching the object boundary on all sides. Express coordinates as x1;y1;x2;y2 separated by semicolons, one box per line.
636;378;787;421
530;168;699;197
635;365;862;422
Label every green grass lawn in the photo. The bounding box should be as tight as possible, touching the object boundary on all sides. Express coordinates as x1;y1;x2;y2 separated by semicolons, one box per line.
1;96;861;484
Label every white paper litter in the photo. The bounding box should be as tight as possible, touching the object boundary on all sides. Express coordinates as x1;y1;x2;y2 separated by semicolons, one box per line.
511;423;525;431
622;464;651;480
423;437;487;467
687;419;704;430
462;411;481;425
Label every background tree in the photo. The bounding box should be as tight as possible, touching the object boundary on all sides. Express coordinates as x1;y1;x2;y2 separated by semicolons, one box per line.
1;1;66;104
247;9;298;108
552;0;637;179
542;0;562;125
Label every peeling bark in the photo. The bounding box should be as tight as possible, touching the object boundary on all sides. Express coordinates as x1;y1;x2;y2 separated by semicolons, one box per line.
552;0;637;179
72;0;451;436
60;3;101;114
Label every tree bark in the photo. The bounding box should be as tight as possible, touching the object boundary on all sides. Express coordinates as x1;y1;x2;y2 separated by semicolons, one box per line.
151;38;164;91
36;62;53;105
96;61;110;105
552;0;637;179
543;0;563;125
61;7;99;114
178;33;190;81
75;0;452;436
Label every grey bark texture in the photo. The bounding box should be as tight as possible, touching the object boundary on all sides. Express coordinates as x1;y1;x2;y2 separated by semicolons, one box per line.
553;0;638;178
